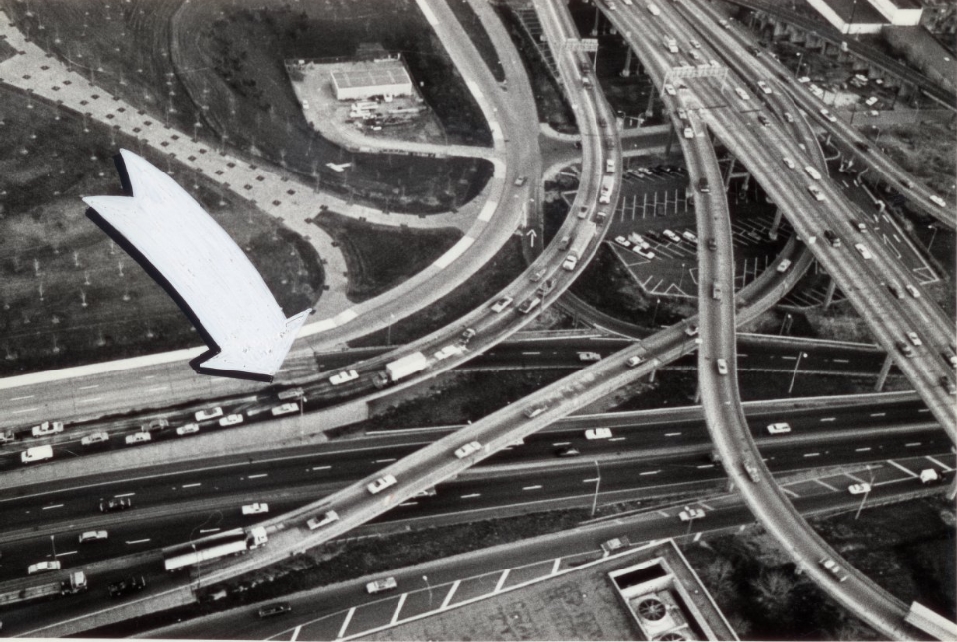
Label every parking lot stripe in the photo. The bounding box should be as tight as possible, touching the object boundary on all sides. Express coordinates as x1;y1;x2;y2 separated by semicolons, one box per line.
337;607;356;640
390;593;407;625
887;459;919;477
925;456;954;472
551;558;562;575
440;580;460;610
494;569;510;593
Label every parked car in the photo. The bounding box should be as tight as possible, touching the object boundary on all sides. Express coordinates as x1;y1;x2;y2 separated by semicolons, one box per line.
242;503;269;516
767;423;791;435
81;432;109;446
257;603;292;618
366;577;398;594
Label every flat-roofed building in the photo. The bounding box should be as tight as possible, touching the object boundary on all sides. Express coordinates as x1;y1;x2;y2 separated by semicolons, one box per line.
871;0;924;25
330;60;413;101
807;0;888;33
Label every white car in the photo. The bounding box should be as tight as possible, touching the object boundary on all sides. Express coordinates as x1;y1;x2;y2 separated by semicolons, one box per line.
490;296;514;313
803;166;822;180
797;76;810;84
195;407;224;422
614;236;632;248
854;243;872;260
454;441;483;459
678;507;706;521
683;126;694;139
176;423;200;436
366;577;397;594
578;352;601;362
367;474;398;495
784;111;795;123
634;247;656;260
681;230;698;243
734;87;749;101
848;483;872;495
329;369;359;385
930;195;947;208
819;108;837;123
905;284;920;298
690;39;701;49
626;355;643;368
782;158;795;169
125;432;151;446
676;108;688;120
80;432;109;446
31;421;64;437
271;403;299;417
307;510;339;530
767;423;791;435
776;259;792;273
906;331;922;347
716;359;728;375
28;561;61;574
242;503;269;515
664;84;676;96
78;530;108;543
219;413;244;427
756;80;772;94
807;185;826;202
662;229;682;243
585;428;612;440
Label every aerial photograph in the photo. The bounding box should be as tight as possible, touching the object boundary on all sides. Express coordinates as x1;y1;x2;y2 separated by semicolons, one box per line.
0;0;954;639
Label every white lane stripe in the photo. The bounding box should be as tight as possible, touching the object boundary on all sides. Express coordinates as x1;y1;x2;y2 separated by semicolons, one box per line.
583;478;599;483
78;385;99;390
374;459;397;464
390;592;407;625
312;465;332;471
181;483;201;488
440;580;460;609
290;625;302;642
814;479;839;492
523;485;542;490
609;437;626;442
697;464;714;469
199;528;220;534
115;492;135;498
639;470;660;475
832;359;850;363
905;442;921;447
803;452;820;458
664;432;682;437
460;493;481;499
551;558;562;575
925;456;954;472
782;487;800;498
698;502;714;510
126;538;150;544
870;412;886;417
148;386;166;392
78;397;102;404
10;395;34;400
42;504;64;510
820;417;835;422
248;473;268;479
494;569;510;593
887;459;919;477
55;550;78;557
552;442;570;446
337;607;356;640
856;447;871;452
13;407;39;414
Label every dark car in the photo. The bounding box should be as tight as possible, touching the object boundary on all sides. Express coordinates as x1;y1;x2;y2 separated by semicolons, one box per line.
557;447;581;457
258;602;292;618
99;497;132;513
707;238;717;251
108;575;146;598
823;229;841;247
854;141;870;152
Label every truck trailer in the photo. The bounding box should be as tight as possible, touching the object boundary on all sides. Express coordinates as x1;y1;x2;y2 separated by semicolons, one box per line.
373;352;430;388
0;571;87;608
562;222;598;271
164;527;268;572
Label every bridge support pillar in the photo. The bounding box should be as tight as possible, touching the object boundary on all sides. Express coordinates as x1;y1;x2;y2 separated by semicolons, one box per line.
645;87;656;118
768;206;782;240
693;385;701;404
621;47;632;77
822;278;838;309
874;353;894;391
664;123;676;156
591;6;600;36
648;368;656;383
723;157;736;190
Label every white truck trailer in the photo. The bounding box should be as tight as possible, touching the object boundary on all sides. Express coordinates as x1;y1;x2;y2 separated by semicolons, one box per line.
373;352;430;388
0;571;87;607
562;222;598;271
164;527;268;572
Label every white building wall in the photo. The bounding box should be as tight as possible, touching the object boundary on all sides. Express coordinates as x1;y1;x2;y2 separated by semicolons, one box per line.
807;0;886;33
870;0;924;25
334;81;413;102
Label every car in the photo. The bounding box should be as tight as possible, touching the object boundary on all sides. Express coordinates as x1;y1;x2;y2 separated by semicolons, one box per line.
307;510;340;530
454;441;483;459
887;283;903;299
578;352;601;362
490;296;514;313
854;243;872;260
823;230;841;247
0;428;15;443
803;166;822;180
689;50;701;61
850;220;867;232
746;45;761;57
869;110;880;117
683;126;694;139
898;342;915;358
108;575;147;598
366;577;398;594
28;561;61;574
807;185;825;202
195;407;224;422
757;80;772;94
271;402;299;416
930;195;947;207
329;370;359;385
946;352;957;369
634;247;656;260
819;108;837;123
219;413;244;427
80;432;109;446
854;141;870;152
125;432;151;446
514;176;527;187
767;423;791;435
784;111;794;123
776;259;792;273
678;507;706;521
712;282;722;300
434;345;461;361
719;19;729;28
78;530;108;543
577;205;589;219
906;331;922;347
941;376;957;395
176;423;200;436
676;108;688;120
685;324;699;337
904;284;920;298
797;76;810;84
628;233;650;248
782;158;795;169
100;497;132;512
31;421;65;437
601;537;630;554
662;229;682;243
664;84;676;96
585;428;612;440
690;39;701;49
626;355;643;368
682;230;698;243
242;503;269;515
716;358;728;375
367;474;398;495
734;87;749;101
530;268;546;282
258;603;292;618
524;405;547;418
614;236;632;249
557;447;581;457
707;238;717;251
848;483;872;495
820;557;848;582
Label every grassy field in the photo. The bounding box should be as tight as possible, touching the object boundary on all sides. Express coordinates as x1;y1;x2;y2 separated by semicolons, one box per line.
349;236;529;347
313;211;461;303
2;0;493;214
0;86;323;376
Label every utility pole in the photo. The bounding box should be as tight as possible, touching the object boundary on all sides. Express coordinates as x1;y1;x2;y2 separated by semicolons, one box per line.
590;460;602;517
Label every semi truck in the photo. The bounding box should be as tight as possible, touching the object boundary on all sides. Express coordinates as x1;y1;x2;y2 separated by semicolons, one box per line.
372;352;430;388
599;175;615;204
0;571;87;607
663;35;678;54
562;222;598;271
163;527;268;572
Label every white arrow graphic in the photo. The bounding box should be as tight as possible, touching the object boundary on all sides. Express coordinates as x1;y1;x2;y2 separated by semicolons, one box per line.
526;229;537;247
82;149;311;380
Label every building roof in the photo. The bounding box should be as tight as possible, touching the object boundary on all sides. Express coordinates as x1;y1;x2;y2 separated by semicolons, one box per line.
821;0;888;24
331;62;411;90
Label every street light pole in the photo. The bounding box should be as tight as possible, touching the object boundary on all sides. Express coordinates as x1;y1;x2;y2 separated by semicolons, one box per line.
928;224;939;252
591;460;601;517
50;535;56;559
854;488;870;520
652;298;660;326
423;575;433;611
788;352;808;394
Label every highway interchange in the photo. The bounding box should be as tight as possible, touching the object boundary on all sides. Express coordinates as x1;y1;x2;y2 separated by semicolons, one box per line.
0;0;955;638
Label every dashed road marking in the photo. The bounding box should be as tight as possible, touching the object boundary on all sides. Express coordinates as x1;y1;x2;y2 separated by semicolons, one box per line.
523;485;542;491
290;625;302;642
42;504;64;510
460;493;481;499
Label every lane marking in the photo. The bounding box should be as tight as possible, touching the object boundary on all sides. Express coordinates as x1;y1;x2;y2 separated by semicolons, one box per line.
78;384;99;390
312;465;332;471
521;351;541;355
925;456;954;472
551;558;562;575
905;442;921;447
494;569;510;593
696;464;714;469
337;607;356;640
583;478;599;483
803;452;820;458
126;538;150;545
870;412;886;417
820;417;835;422
441;580;460;609
42;504;64;510
832;359;849;363
55;550;78;557
552;442;570;446
199;528;220;534
374;458;397;464
698;501;714;510
609;437;626;442
78;397;103;404
887;459;919;477
248;473;268;479
181;483;201;489
115;493;135;498
639;470;660;475
390;592;407;625
460;493;481;499
13;407;39;414
10;395;34;401
399;501;418;507
814;479;839;492
290;625;302;642
148;386;166;392
855;447;871;452
918;409;931;413
782;487;800;498
523;485;542;490
664;432;682;437
657;510;670;517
